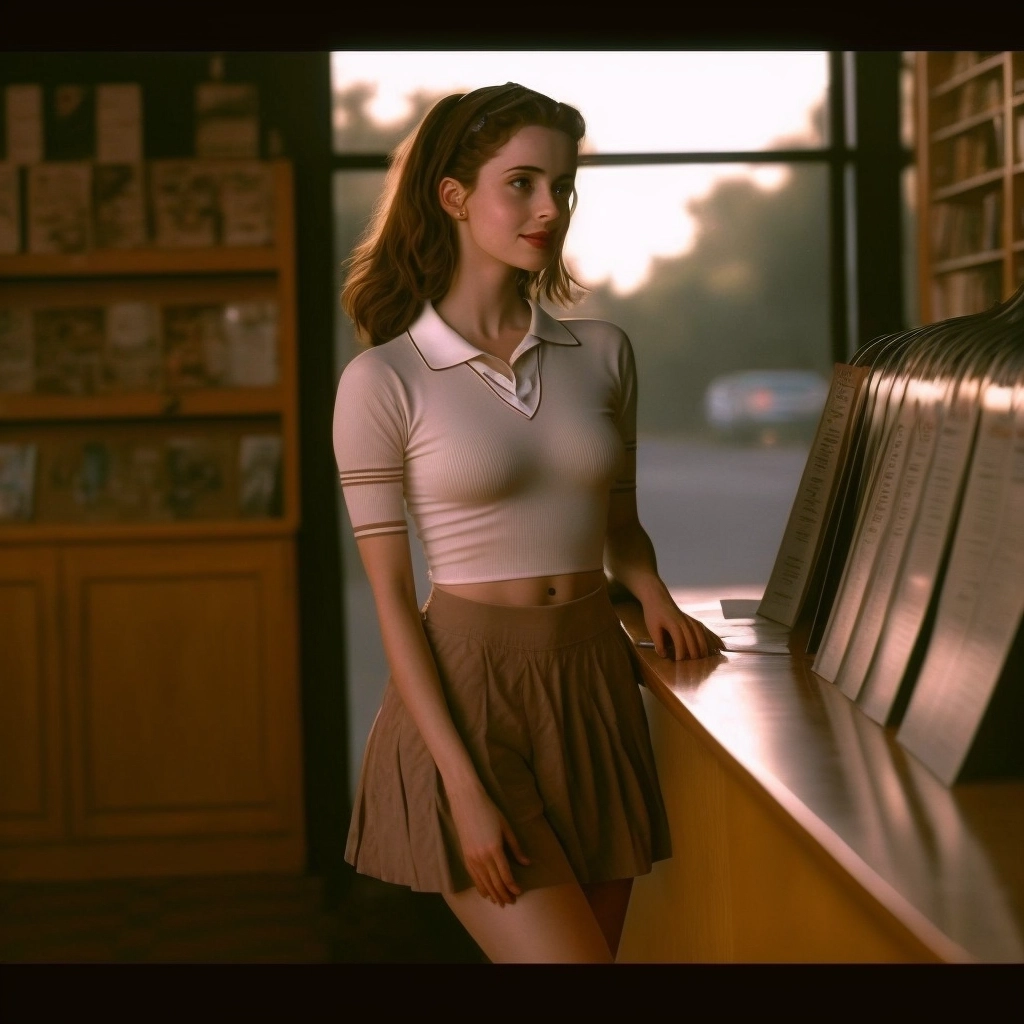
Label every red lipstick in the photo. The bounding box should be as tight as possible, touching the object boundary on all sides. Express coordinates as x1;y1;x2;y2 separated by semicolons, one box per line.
521;232;552;249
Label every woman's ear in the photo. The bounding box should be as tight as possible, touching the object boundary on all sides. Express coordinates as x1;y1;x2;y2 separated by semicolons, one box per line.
439;177;467;221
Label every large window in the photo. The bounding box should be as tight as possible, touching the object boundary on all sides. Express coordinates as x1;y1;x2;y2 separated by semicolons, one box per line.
330;52;903;793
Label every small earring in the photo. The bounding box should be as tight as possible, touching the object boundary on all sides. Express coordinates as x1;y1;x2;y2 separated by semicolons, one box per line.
458;210;466;219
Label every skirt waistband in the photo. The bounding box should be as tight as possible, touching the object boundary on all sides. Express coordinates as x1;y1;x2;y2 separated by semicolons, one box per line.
421;583;621;650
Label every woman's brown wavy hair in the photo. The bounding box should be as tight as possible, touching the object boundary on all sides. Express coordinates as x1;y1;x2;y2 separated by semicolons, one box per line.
341;83;587;346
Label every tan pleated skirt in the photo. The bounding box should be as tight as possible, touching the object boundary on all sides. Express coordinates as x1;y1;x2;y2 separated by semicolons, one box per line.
344;584;672;894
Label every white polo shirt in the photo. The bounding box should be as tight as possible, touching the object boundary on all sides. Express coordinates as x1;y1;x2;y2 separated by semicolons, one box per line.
333;300;638;585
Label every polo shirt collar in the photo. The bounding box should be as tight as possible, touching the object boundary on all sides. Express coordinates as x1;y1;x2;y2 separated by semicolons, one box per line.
407;300;580;370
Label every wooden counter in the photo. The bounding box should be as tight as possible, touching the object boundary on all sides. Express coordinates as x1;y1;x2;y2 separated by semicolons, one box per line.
614;593;1024;963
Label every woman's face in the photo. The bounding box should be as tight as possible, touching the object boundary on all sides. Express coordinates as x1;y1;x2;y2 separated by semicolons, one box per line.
455;124;577;276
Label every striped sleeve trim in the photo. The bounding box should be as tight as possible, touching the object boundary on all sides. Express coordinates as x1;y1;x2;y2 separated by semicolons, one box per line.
339;467;404;487
352;520;408;538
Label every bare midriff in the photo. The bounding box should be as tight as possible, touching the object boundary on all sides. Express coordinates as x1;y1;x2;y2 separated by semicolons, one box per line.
433;568;607;607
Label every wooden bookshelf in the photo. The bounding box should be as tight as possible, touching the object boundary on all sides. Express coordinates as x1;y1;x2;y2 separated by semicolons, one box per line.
0;160;305;880
916;51;1024;322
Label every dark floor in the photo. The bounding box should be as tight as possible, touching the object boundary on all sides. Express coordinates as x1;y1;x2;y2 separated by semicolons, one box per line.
0;868;487;964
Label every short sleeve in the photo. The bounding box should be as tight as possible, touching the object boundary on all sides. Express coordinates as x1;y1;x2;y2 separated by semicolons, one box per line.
611;329;637;494
332;350;409;540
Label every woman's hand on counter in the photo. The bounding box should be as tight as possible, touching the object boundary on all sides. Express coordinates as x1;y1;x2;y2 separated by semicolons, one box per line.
640;591;725;661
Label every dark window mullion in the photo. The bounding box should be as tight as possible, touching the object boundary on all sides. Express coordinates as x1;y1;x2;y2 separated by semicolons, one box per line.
829;50;852;365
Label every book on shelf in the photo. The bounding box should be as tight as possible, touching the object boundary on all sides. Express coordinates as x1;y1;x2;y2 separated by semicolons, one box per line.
45;437;168;523
930;267;1003;320
4;84;43;165
162;302;229;389
956;78;979;121
102;301;161;392
27;162;92;253
930;192;1003;261
149;160;219;247
95;83;143;164
238;434;282;517
105;441;166;521
217;161;274;246
45;84;95;161
0;442;37;521
194;82;260;159
223;300;278;387
92;162;147;249
165;435;234;519
0;162;20;253
950;52;979;76
0;307;33;393
33;306;106;395
981;190;1002;252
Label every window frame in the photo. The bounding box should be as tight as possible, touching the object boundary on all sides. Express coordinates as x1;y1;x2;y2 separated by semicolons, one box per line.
329;50;914;365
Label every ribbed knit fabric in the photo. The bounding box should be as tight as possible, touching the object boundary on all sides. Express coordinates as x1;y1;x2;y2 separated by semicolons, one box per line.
333;301;637;585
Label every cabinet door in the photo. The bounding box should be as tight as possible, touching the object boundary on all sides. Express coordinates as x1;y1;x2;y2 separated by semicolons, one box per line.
0;546;65;842
61;539;304;848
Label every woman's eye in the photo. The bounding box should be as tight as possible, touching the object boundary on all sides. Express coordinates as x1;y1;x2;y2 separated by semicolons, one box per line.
510;177;531;190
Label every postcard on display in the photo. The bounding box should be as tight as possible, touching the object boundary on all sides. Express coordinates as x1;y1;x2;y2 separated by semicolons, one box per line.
223;300;278;387
149;160;219;248
757;362;870;628
33;306;106;395
101;301;161;393
217;161;274;246
162;303;229;389
0;162;21;253
0;443;37;521
0;307;34;393
27;162;92;253
45;84;95;161
95;83;143;164
814;372;916;687
194;83;260;159
804;337;921;654
92;163;147;249
5;84;44;165
165;435;234;519
238;434;283;517
896;382;1024;785
836;383;942;707
856;377;984;726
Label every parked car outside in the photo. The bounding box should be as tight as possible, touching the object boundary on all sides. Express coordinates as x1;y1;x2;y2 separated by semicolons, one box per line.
704;368;830;444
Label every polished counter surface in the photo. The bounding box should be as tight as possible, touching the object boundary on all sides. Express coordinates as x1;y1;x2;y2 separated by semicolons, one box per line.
615;593;1024;963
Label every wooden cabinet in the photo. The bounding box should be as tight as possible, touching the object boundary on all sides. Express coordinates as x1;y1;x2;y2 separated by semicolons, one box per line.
916;51;1024;323
0;161;305;879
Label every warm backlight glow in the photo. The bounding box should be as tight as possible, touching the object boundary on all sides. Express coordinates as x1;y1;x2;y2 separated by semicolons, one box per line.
332;51;827;294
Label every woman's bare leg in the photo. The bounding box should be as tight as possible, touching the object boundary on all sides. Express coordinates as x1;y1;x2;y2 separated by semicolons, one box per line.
581;878;633;960
443;882;613;963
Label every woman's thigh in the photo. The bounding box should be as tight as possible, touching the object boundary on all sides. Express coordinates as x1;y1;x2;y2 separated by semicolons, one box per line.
444;881;613;964
581;878;634;959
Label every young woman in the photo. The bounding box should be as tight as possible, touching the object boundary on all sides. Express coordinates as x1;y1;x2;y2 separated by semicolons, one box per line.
334;82;724;964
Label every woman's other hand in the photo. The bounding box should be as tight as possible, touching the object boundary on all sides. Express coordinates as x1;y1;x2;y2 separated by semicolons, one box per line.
447;782;531;906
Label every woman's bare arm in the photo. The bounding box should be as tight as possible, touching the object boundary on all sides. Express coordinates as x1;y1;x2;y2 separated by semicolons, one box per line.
604;491;723;660
355;533;529;903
